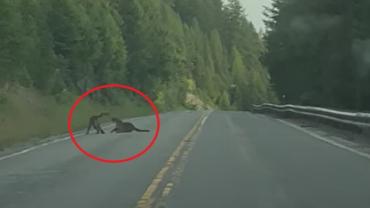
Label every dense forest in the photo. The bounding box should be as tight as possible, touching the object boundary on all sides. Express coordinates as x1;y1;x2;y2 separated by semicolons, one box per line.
264;0;370;111
0;0;276;111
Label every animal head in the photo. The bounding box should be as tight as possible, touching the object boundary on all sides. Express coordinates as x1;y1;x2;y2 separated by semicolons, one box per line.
98;112;109;117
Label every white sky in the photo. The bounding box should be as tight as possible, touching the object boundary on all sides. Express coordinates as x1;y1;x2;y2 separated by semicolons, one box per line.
239;0;272;31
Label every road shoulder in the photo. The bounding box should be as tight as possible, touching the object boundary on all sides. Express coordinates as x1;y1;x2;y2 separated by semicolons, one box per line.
256;114;370;159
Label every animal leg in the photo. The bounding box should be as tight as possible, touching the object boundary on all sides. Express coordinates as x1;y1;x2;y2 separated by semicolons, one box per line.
100;127;105;134
92;123;100;134
96;123;105;134
86;123;92;135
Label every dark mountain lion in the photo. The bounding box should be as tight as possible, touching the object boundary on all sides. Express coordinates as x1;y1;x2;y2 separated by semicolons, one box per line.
86;112;109;135
111;118;150;133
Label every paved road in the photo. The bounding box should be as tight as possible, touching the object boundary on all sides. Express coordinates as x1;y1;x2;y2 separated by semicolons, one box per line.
1;111;370;208
0;111;201;208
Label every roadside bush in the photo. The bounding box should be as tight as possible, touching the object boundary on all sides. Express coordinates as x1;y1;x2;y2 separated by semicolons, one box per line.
0;94;7;105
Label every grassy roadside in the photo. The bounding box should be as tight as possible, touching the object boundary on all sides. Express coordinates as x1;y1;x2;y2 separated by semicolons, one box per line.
0;87;151;150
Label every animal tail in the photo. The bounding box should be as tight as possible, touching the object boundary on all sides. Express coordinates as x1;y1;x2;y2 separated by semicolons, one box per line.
134;127;150;132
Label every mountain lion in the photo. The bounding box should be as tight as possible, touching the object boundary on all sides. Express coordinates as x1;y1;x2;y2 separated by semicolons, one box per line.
86;112;109;135
111;118;150;133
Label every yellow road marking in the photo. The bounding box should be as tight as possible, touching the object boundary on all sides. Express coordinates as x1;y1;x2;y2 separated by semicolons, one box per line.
135;112;209;208
161;182;174;197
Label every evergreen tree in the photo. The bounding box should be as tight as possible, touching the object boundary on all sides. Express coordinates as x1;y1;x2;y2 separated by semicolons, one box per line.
265;0;370;110
0;0;24;84
0;0;276;110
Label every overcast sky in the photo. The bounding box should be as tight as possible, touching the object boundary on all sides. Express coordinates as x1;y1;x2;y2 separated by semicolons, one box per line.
239;0;272;31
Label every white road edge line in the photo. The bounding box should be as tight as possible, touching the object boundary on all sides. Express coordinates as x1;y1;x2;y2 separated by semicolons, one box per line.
277;119;370;160
200;113;209;126
0;123;118;162
0;132;84;162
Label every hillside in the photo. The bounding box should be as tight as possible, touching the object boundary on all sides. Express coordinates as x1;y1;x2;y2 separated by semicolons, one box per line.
0;0;276;147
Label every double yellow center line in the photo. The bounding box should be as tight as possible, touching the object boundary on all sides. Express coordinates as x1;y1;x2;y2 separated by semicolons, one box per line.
135;112;210;208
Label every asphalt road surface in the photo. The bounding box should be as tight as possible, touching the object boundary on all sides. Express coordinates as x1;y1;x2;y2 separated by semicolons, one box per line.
1;111;370;208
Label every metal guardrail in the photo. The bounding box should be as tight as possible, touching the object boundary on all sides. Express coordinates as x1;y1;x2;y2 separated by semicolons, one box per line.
253;104;370;136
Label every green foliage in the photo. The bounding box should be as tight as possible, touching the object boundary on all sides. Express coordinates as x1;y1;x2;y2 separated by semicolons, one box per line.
0;88;149;148
0;93;7;105
0;0;24;84
264;0;370;110
0;0;276;110
174;0;224;31
217;91;231;109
